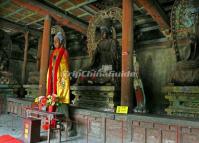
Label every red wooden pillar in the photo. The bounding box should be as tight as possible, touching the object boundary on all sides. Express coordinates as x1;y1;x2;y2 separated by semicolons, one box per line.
38;16;51;96
121;0;134;111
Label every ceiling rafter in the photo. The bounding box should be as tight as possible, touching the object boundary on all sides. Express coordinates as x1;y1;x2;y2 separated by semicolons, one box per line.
65;0;96;12
3;7;25;18
53;0;69;6
0;17;41;36
12;0;88;34
82;5;97;15
16;12;37;23
27;0;97;27
16;0;71;23
67;0;92;18
137;0;170;36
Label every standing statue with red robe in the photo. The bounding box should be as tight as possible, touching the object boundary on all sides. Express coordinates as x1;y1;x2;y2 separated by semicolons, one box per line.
46;32;75;136
46;32;70;104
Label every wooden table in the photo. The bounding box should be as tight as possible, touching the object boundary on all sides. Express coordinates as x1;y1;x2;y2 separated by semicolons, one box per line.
26;108;65;143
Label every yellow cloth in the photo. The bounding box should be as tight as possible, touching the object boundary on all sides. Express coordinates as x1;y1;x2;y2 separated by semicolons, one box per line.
46;48;70;104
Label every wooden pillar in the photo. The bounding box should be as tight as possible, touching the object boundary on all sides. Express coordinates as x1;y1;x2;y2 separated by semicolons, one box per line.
38;16;51;96
21;31;29;84
121;0;133;111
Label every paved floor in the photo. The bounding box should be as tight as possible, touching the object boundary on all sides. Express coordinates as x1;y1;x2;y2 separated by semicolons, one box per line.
0;114;84;143
0;114;22;139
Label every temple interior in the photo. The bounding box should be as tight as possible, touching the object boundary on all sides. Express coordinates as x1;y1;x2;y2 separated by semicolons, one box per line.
0;0;199;143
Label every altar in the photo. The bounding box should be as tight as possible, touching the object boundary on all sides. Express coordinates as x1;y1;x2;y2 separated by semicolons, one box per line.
25;108;65;143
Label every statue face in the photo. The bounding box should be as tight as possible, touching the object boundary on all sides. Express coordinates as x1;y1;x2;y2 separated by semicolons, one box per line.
54;37;61;48
101;31;108;39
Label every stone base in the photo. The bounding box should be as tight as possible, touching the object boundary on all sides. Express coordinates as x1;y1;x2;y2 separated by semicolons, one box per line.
70;85;120;112
164;85;199;118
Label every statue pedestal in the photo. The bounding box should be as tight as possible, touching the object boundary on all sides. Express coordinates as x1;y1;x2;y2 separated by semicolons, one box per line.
70;86;120;112
163;85;199;118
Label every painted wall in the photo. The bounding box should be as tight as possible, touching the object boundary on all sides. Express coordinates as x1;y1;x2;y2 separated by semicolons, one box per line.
137;47;176;113
18;45;175;113
68;46;177;114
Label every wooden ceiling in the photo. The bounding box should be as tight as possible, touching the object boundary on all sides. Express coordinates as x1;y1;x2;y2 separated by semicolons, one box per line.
0;0;175;39
0;0;98;34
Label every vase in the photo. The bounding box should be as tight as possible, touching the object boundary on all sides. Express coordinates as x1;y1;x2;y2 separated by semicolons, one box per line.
48;105;56;112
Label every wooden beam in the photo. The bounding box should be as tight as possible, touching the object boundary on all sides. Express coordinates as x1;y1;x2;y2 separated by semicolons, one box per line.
78;13;90;18
121;0;133;111
38;16;51;97
16;0;69;23
16;12;37;23
3;7;25;18
27;0;96;27
135;17;153;25
21;31;29;84
18;0;68;23
53;0;69;6
137;0;170;36
12;0;87;34
27;18;44;26
67;1;93;18
65;0;97;12
0;17;41;36
139;25;159;32
82;5;97;15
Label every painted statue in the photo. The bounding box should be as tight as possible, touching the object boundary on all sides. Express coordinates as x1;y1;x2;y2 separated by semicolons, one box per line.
133;53;146;113
46;32;70;104
77;26;121;85
46;32;75;136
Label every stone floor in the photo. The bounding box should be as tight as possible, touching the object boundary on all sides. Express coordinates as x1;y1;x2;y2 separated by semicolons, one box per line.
0;114;85;143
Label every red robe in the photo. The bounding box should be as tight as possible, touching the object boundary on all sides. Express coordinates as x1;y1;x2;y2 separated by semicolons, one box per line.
46;47;70;104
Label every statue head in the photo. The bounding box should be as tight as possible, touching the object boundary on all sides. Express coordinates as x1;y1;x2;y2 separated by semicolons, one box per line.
54;32;64;48
100;26;110;39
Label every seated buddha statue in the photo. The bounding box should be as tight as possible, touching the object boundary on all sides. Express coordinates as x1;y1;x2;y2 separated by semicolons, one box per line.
170;34;199;85
76;26;121;85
